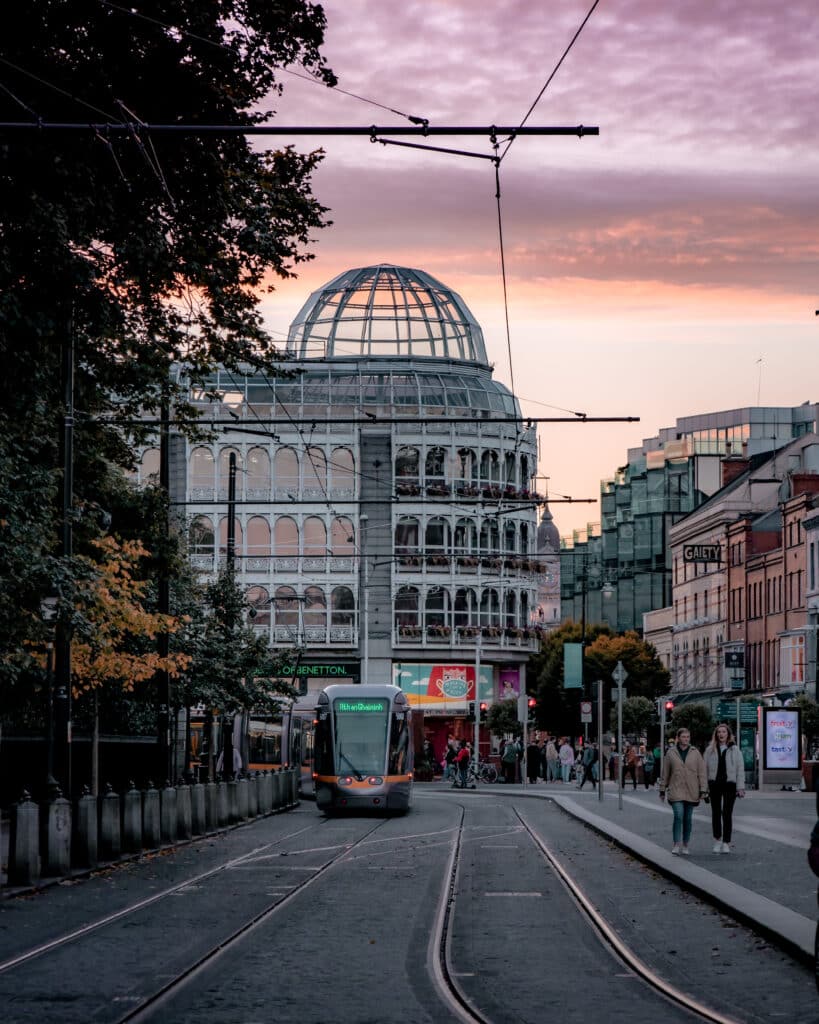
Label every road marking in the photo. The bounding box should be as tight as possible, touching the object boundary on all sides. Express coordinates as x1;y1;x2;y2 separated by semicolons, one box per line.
483;891;543;897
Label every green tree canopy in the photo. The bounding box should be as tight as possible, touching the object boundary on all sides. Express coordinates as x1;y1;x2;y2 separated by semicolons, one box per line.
0;1;335;681
487;699;522;739
668;703;714;748
612;696;655;738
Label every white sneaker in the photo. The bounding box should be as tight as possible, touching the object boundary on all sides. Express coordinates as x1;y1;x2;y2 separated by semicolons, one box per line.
721;842;731;854
713;841;722;853
671;844;681;855
680;846;691;856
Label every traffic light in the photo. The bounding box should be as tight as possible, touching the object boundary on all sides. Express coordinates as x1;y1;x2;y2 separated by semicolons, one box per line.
665;700;675;713
479;701;488;723
468;701;475;718
527;697;537;720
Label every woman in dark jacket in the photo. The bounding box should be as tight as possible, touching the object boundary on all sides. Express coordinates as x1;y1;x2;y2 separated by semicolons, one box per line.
704;722;745;854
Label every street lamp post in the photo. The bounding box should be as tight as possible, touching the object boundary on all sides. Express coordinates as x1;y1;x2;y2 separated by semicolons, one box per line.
359;514;369;686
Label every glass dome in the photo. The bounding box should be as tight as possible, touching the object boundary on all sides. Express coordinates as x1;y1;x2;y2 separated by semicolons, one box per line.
286;265;488;363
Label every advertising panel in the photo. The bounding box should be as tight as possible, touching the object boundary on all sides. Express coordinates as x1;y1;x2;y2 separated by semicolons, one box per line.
393;663;493;711
498;666;520;701
762;708;801;770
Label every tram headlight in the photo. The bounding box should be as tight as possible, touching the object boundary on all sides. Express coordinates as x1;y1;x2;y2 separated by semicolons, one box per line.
338;776;353;786
367;776;383;786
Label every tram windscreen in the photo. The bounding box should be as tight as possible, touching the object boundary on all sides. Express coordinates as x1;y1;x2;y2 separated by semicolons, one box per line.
332;698;389;776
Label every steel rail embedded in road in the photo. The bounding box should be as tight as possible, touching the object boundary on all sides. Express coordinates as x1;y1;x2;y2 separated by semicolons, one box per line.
513;809;742;1024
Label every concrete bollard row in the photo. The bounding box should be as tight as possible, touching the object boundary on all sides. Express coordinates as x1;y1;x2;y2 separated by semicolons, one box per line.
4;767;299;891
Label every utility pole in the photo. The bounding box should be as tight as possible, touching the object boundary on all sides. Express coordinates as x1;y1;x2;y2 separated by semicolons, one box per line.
157;397;171;785
222;452;237;781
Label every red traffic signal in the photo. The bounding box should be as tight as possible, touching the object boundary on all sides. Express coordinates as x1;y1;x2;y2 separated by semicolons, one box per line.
527;697;536;709
479;701;488;711
664;700;675;711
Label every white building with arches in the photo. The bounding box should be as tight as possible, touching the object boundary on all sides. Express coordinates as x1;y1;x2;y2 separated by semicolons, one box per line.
136;265;545;758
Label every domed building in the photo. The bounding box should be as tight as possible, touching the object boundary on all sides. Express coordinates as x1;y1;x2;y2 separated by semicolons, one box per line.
154;265;545;760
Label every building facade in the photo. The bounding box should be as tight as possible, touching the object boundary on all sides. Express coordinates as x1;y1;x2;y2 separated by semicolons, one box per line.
136;265;547;760
561;405;819;635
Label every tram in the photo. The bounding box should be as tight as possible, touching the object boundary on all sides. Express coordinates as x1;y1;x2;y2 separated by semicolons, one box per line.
307;684;414;814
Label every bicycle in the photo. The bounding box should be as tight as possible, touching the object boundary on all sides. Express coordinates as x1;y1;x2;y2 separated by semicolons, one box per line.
468;760;499;784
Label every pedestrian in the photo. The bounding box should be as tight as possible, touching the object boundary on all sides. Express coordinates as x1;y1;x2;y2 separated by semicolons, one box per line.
623;743;639;790
454;740;471;788
526;738;541;784
643;745;656;788
545;737;559;782
608;745;618;784
216;745;242;779
501;737;519;784
558;737;574;783
579;740;598;789
704;722;745;853
444;740;458;783
659;727;708;855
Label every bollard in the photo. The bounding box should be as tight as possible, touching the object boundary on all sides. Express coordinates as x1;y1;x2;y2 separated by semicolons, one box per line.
41;784;72;878
121;782;142;853
247;772;259;817
288;767;298;806
272;769;283;810
8;791;40;887
160;781;177;845
261;770;273;814
191;781;206;836
99;784;121;861
176;778;192;841
142;782;161;849
73;786;98;869
227;779;239;824
236;774;249;821
205;779;218;831
216;779;228;827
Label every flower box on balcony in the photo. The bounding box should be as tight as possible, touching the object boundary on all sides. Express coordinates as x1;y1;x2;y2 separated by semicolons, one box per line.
398;554;422;567
481;557;502;571
396;482;421;496
457;626;480;639
426;483;451;497
426;625;452;639
427;554;451;567
399;625;422;639
481;626;502;638
456;555;479;568
455;484;480;498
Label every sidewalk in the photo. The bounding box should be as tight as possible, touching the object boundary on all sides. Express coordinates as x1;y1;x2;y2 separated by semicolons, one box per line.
458;778;819;965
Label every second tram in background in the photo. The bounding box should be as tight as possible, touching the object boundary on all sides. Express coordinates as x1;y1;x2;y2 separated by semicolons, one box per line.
287;684;414;814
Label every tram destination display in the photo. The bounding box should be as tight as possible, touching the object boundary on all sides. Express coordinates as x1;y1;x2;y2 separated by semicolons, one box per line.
335;699;388;714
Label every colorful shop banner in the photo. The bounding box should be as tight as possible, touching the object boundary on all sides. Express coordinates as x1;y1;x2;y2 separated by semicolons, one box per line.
762;708;801;770
498;666;520;701
393;663;493;709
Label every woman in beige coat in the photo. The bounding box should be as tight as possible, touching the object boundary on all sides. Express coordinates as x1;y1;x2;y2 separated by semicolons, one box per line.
659;727;707;855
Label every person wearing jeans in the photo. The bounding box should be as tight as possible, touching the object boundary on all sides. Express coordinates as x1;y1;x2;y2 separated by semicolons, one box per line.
659;727;707;855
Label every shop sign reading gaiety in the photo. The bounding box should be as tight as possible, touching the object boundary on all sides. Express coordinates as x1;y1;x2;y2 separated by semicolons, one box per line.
682;543;721;563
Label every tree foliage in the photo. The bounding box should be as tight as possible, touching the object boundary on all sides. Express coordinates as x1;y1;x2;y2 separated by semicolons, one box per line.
668;703;714;748
0;1;335;681
487;699;522;739
612;696;655;738
791;695;819;750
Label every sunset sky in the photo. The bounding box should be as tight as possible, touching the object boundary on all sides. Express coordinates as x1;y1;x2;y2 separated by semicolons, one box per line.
257;0;819;539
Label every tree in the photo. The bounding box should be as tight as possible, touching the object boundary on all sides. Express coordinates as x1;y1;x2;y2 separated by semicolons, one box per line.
0;0;335;678
583;631;670;701
791;695;819;754
487;699;522;739
668;704;714;748
612;696;655;739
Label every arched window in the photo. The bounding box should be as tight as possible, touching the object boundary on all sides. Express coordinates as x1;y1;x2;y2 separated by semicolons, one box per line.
425;516;449;552
191;447;215;494
479;450;500;486
504;591;518;629
274;516;298;556
395;586;420;628
480;588;500;628
504;521;517;554
425;446;447;483
330;448;355;494
425;588;450;629
304;586;327;629
454;588;477;629
246;585;270;627
274;448;299;498
189;516;214;555
303;516;328;556
520;591;530;624
304;446;327;495
455;448;476;490
520;454;532;490
140;448;160;485
274;586;298;630
503;451;516;489
479;519;499;554
246;447;271;496
330;517;354;555
454;518;476;555
218;448;242;498
331;586;355;627
246;516;271;558
395;446;419;479
520;522;530;557
395;447;420;494
395;517;419;554
218;517;243;557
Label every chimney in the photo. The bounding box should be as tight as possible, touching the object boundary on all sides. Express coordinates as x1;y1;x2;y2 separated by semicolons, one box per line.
721;455;750;487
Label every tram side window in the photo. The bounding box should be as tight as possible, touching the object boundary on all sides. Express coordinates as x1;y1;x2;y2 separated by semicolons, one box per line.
315;715;333;774
388;714;410;774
